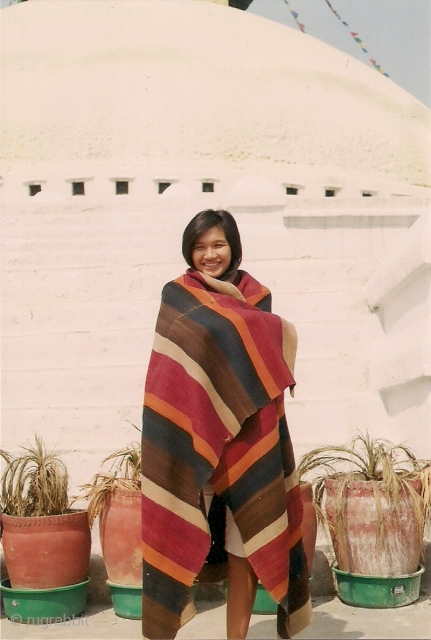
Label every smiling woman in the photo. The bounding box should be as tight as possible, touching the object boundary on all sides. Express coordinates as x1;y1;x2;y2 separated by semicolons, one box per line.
140;209;311;639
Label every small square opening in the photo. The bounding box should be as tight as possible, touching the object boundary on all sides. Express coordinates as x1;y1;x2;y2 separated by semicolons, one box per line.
72;182;85;196
116;181;129;195
286;186;298;195
29;184;42;197
202;182;214;193
325;188;336;197
158;182;171;195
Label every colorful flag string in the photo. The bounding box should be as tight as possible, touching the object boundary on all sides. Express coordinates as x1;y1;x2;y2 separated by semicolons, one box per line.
323;0;389;77
282;0;306;33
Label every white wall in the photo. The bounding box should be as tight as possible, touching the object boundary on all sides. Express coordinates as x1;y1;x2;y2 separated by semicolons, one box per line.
2;193;430;497
364;210;431;457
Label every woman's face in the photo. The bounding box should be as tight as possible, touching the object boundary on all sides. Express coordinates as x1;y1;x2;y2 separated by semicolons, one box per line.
192;226;232;279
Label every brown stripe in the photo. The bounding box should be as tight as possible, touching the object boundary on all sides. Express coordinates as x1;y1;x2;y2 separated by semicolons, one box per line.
142;595;182;639
142;436;198;506
157;305;258;419
234;474;286;543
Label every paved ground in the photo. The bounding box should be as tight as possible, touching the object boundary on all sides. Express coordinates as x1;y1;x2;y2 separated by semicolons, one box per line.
1;594;431;640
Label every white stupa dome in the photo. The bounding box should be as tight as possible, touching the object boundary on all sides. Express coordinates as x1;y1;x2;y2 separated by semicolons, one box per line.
1;0;430;187
226;175;286;208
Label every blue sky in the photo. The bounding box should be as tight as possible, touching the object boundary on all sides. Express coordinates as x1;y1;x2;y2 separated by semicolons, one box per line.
247;0;430;106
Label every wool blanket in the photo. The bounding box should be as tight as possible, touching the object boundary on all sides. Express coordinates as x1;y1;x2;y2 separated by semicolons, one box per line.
141;269;312;638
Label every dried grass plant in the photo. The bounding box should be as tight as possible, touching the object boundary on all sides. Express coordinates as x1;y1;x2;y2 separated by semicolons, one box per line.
297;432;431;547
0;435;69;517
80;440;141;526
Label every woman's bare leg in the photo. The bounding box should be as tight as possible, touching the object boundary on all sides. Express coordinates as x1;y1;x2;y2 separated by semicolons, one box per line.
226;552;258;639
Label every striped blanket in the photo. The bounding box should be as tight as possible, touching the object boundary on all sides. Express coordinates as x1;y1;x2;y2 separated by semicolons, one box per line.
141;269;312;638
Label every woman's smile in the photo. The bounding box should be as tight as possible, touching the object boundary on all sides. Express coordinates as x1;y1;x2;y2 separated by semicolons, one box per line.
192;227;232;279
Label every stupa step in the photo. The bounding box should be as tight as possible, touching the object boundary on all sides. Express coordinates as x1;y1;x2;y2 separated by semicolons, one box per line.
245;258;379;293
2;354;366;412
2;319;359;372
293;320;360;359
275;290;369;322
3;328;155;371
2;263;184;303
2;299;161;336
288;394;390;451
2;366;144;410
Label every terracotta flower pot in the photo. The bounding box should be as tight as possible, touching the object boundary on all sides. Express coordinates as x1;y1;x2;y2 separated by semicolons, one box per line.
299;481;317;576
1;510;91;590
99;489;142;586
324;478;422;576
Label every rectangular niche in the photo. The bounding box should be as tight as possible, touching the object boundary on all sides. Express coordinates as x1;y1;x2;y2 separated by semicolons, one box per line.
72;182;85;196
65;176;93;196
153;177;178;195
325;187;339;197
24;180;46;196
202;182;214;193
109;176;135;195
200;178;219;194
116;181;129;195
29;184;42;196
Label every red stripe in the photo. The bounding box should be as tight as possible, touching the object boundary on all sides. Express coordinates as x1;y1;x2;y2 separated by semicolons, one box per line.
286;484;303;532
142;495;210;574
145;352;232;454
249;528;289;595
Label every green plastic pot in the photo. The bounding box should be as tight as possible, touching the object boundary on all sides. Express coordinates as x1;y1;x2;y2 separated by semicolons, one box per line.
107;581;142;619
0;578;90;624
252;582;278;614
333;564;424;608
107;582;198;619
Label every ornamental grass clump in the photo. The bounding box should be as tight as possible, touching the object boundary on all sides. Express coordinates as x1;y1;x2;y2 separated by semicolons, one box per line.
298;432;431;548
80;439;141;526
0;435;69;517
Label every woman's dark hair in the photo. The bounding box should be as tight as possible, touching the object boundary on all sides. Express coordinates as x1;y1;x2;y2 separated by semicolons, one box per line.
182;209;242;281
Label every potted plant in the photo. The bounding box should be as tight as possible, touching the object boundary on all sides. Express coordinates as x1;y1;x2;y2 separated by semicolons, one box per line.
299;432;431;608
0;435;91;622
80;436;142;619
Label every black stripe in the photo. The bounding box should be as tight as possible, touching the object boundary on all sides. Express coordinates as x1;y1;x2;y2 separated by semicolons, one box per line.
142;561;189;616
222;445;283;513
141;407;213;487
162;282;271;409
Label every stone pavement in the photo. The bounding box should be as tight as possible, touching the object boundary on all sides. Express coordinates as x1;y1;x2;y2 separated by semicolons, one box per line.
1;594;430;640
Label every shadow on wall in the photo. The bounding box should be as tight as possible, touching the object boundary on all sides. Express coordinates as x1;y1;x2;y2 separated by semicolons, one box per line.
380;379;431;417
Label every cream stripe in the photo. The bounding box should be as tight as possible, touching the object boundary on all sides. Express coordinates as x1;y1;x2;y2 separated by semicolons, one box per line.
200;273;246;301
153;332;241;436
141;476;207;533
281;318;297;397
244;513;287;556
284;469;299;494
289;596;313;637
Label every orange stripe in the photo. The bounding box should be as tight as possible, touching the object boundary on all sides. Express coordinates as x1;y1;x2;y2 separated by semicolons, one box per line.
142;540;195;586
270;577;289;603
144;392;219;467
246;291;268;306
212;427;279;494
288;524;302;549
177;282;281;399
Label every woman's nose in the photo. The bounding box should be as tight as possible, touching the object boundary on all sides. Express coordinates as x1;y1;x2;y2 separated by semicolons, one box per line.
204;246;216;258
